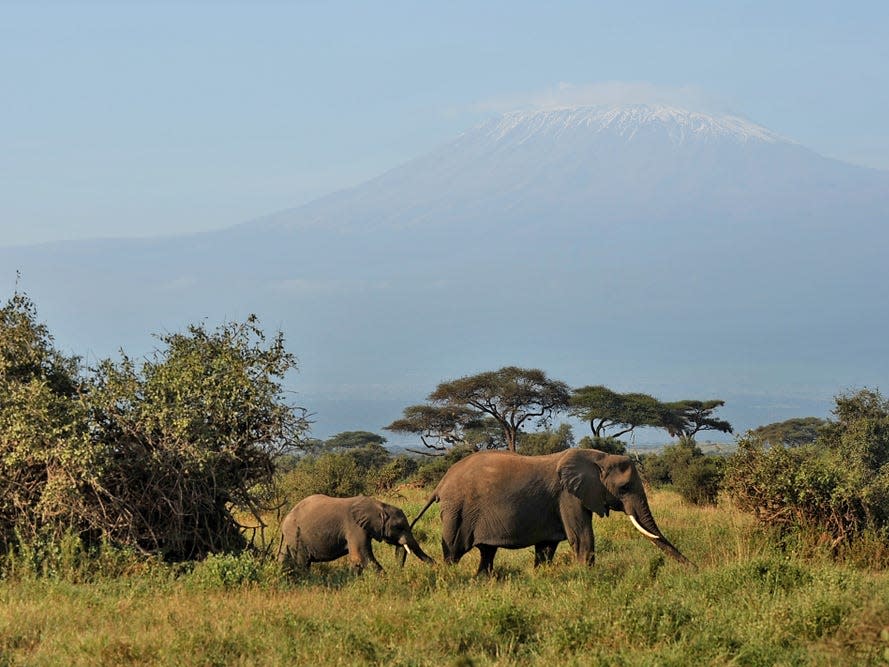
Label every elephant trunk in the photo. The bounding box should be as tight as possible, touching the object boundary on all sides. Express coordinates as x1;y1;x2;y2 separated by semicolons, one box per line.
396;533;434;566
395;544;407;567
628;500;694;567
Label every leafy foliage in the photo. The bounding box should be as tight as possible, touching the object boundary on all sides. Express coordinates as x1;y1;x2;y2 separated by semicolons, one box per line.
672;456;724;506
370;456;419;493
664;400;733;438
278;432;420;502
577;435;627;455
0;292;92;549
724;389;889;548
569;386;732;442
410;445;477;487
319;432;392;470
385;404;498;454
641;439;724;506
0;292;310;560
569;386;666;438
323;431;387;450
518;423;575;455
84;317;310;559
749;417;826;447
279;453;368;503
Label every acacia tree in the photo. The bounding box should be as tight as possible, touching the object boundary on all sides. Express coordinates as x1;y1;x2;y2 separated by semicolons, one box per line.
385;404;503;455
324;431;386;450
569;386;732;444
664;399;733;439
569;386;666;439
388;367;570;453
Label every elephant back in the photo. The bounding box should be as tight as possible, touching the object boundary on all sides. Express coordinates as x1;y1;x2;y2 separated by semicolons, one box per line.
436;451;565;549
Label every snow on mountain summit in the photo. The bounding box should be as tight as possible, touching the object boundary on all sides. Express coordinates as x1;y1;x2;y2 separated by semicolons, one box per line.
479;104;786;146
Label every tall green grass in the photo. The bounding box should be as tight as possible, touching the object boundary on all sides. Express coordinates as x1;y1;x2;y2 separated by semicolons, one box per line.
3;487;889;665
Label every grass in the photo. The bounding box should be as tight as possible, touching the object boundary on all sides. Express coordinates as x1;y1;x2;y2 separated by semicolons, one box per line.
3;488;889;666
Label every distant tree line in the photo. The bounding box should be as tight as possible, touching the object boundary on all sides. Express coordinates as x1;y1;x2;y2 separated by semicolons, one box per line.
384;367;732;455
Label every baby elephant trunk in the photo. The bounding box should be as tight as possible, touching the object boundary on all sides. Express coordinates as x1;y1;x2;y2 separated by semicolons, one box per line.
395;533;433;566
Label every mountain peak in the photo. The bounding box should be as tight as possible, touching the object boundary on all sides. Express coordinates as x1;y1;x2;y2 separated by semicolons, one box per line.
478;104;787;146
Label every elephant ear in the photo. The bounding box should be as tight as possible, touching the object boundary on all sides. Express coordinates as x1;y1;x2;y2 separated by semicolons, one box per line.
556;450;607;517
350;497;386;538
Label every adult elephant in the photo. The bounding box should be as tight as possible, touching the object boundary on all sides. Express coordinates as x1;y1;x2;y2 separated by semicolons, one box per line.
409;449;691;575
278;494;433;572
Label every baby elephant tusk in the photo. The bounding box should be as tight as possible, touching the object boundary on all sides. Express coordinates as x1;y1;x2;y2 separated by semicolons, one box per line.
403;544;413;556
629;515;661;540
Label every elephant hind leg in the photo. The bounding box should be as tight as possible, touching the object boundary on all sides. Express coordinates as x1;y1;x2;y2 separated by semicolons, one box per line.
440;505;469;565
476;544;497;577
442;538;460;565
280;544;310;573
534;541;559;567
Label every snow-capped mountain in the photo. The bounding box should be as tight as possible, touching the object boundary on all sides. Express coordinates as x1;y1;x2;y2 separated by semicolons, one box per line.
475;105;785;145
249;104;885;238
3;105;888;439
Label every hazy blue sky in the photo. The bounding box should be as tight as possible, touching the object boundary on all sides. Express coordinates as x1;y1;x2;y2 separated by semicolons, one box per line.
2;1;888;246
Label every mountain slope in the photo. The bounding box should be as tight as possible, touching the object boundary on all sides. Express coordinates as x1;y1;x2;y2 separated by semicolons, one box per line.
246;104;888;237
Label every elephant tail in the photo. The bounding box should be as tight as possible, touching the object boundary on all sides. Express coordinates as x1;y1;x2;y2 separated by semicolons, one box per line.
410;493;439;530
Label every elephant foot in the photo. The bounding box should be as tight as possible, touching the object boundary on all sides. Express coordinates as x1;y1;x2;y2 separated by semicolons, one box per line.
475;545;497;577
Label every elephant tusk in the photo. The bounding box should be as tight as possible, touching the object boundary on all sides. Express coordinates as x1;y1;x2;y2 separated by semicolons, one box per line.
403;544;413;556
629;515;661;540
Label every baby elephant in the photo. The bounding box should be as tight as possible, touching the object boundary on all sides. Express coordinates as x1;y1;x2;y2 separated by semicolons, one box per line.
278;494;433;572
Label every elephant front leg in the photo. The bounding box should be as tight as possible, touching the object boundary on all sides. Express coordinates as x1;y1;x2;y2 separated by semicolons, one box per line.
573;530;595;566
349;536;384;573
534;541;559;567
560;500;595;566
476;544;498;577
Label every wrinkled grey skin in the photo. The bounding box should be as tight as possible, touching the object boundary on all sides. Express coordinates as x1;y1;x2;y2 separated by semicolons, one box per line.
278;494;433;572
409;449;691;576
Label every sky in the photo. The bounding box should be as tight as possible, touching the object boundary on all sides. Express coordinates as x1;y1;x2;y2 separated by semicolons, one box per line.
2;1;889;247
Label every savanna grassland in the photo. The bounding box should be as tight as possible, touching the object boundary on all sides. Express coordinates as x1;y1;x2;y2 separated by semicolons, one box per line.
3;487;889;667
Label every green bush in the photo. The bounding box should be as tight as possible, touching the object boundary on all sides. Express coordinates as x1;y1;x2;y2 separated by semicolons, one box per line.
640;438;724;505
1;291;310;562
724;389;889;549
186;552;280;590
370;456;418;493
279;453;368;503
639;451;672;486
0;293;91;552
2;529;155;582
519;424;575;455
749;417;826;447
277;447;420;505
411;445;475;487
577;435;627;455
673;455;724;506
